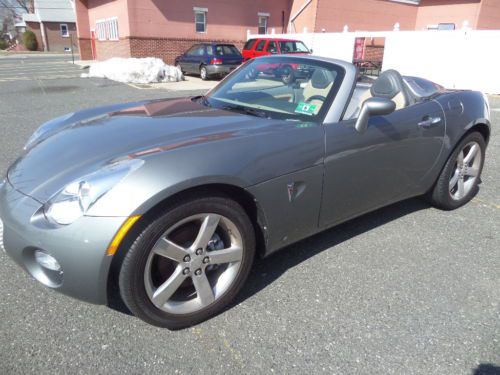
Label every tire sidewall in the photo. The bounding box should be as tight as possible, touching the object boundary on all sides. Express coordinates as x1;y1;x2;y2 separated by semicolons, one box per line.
200;66;208;80
119;196;255;329
434;132;486;209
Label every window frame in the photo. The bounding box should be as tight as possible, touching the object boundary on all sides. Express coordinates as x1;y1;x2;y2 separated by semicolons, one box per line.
95;18;119;41
255;39;266;52
60;23;69;38
95;19;106;41
107;17;119;41
266;40;277;54
194;7;207;33
258;15;268;35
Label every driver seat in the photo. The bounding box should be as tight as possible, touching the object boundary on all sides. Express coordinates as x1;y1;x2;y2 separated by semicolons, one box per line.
303;69;335;105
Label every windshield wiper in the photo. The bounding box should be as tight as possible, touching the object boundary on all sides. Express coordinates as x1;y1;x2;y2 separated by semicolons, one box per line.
221;104;269;118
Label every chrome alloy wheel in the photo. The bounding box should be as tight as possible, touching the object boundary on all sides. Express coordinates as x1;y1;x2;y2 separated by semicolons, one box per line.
144;214;243;314
449;141;482;200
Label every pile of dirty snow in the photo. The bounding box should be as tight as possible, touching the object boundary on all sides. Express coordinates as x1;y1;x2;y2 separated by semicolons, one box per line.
81;57;183;83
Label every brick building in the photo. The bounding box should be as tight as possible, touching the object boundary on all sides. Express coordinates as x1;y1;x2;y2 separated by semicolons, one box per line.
23;0;78;53
74;0;500;62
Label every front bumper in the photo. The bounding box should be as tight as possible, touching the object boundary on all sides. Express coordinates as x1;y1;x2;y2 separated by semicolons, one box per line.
0;180;128;305
206;64;239;76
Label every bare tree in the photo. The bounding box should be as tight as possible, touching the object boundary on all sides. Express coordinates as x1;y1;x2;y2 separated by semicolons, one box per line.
0;0;33;14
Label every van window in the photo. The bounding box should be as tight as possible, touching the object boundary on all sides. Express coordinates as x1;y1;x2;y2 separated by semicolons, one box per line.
243;39;257;50
255;40;266;52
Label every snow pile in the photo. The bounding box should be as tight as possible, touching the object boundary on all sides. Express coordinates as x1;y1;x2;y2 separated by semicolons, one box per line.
81;57;183;83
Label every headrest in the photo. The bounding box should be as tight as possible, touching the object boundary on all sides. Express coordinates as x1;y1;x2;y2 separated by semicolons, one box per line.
370;69;405;99
311;69;334;89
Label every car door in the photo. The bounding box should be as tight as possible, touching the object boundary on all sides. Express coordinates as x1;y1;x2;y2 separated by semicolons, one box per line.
319;99;445;227
253;39;268;58
180;45;198;73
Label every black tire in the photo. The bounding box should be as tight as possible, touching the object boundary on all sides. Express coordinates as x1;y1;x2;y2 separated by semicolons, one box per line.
280;65;294;84
200;65;208;80
118;196;255;329
429;131;485;210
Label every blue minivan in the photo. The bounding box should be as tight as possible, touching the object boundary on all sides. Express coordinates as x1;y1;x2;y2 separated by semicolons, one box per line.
175;43;243;80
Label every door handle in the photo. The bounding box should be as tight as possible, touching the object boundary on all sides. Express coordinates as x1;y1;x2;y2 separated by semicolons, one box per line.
418;116;441;128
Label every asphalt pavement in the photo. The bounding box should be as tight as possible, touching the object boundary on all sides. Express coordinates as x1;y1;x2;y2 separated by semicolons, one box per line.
0;54;499;375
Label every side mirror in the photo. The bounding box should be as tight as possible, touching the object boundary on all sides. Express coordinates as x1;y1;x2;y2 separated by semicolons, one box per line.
309;49;313;54
355;97;396;133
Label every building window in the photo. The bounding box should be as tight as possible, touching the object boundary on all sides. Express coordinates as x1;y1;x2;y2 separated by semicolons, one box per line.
96;20;106;41
258;14;268;34
194;7;207;33
107;18;119;40
60;24;69;37
95;18;119;41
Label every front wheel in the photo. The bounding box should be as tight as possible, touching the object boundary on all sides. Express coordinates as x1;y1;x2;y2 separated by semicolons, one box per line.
429;131;485;210
118;196;255;329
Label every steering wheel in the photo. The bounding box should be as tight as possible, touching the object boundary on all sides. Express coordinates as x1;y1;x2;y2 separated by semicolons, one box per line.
306;95;327;103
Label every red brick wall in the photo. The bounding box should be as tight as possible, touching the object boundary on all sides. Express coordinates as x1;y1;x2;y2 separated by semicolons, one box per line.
95;38;131;60
43;22;78;53
128;37;245;64
364;46;384;62
25;21;78;52
78;38;93;60
94;37;245;64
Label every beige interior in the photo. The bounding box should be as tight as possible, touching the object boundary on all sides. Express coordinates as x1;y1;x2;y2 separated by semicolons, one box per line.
302;81;333;113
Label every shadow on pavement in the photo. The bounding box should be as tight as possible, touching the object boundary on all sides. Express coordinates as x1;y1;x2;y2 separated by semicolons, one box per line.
474;364;500;375
233;197;430;306
108;197;431;321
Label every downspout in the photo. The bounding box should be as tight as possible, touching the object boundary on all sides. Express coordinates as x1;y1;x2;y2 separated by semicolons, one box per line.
289;0;313;33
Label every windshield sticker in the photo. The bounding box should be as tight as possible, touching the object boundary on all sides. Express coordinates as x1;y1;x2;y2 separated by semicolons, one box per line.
295;102;317;116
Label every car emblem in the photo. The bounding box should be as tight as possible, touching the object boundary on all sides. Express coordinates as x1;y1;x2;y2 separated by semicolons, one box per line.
287;182;295;202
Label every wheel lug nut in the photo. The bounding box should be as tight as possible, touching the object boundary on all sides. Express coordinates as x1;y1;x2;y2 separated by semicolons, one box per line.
183;255;191;262
195;269;202;276
203;257;210;264
196;248;203;255
183;268;190;275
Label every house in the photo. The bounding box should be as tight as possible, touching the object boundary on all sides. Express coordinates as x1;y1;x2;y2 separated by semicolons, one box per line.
74;0;500;62
22;0;78;53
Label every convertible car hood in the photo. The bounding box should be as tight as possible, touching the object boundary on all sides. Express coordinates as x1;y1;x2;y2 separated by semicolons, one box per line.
8;98;273;202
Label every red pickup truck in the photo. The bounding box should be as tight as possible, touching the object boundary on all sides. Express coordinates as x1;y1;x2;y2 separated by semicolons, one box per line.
242;38;312;83
242;38;311;61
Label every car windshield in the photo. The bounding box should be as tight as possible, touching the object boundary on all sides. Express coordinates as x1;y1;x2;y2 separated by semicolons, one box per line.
203;57;345;121
279;41;310;53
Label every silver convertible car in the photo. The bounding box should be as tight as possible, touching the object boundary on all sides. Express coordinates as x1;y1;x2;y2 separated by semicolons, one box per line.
0;56;490;329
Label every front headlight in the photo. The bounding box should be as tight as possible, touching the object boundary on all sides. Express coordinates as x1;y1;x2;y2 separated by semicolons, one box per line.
43;158;143;225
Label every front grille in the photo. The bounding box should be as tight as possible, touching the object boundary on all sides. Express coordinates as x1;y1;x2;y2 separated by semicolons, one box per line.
0;218;4;252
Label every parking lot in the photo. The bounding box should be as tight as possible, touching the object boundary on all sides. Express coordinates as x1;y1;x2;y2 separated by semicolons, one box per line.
0;54;499;375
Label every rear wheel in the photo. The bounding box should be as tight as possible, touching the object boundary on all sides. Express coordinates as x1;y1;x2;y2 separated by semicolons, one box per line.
119;196;255;329
200;65;208;80
279;65;294;84
429;131;485;210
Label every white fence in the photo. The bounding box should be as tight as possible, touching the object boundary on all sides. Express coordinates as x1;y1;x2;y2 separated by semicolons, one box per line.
248;30;500;94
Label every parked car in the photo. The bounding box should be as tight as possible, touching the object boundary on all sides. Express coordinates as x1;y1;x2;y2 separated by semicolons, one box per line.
0;55;490;330
242;37;311;61
175;43;243;80
242;38;312;83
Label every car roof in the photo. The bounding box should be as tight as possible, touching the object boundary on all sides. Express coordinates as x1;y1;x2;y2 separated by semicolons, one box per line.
249;37;304;42
251;54;355;71
198;42;237;46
